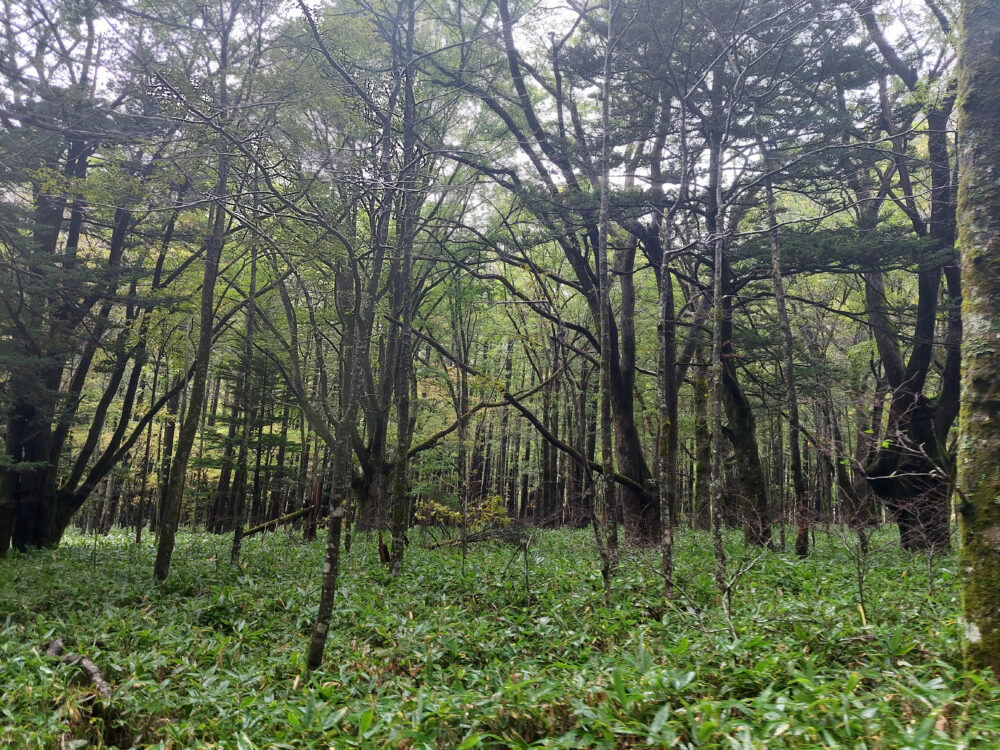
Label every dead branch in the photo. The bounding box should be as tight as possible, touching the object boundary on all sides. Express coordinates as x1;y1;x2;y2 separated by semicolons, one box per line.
427;525;528;549
45;638;113;701
242;506;313;538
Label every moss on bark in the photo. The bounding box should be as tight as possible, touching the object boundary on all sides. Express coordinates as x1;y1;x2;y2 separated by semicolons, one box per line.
957;0;1000;675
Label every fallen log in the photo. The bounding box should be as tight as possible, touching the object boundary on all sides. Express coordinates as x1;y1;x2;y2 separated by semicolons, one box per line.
427;525;528;550
45;637;113;701
243;506;314;538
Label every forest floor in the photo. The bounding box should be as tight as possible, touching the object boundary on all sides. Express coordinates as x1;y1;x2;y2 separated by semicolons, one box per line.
2;526;999;748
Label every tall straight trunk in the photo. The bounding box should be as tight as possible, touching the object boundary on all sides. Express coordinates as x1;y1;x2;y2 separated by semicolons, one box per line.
469;419;484;499
496;421;509;500
480;424;494;500
540;375;555;524
388;0;419;577
693;351;712;530
956;0;1000;674
98;475;117;534
250;390;267;527
594;0;618;605
229;396;254;553
305;497;344;669
303;447;323;543
296;417;310;515
771;410;786;546
852;379;886;526
548;376;560;522
231;230;257;565
268;400;290;523
208;375;222;428
519;439;531;521
757;130;807;555
657;244;678;597
721;270;771;546
135;361;160;544
211;397;239;532
305;383;357;673
827;400;858;525
496;346;513;501
192;369;211;530
156;375;181;536
571;370;593;524
709;133;729;599
456;359;469;556
154;13;233;580
508;424;521;518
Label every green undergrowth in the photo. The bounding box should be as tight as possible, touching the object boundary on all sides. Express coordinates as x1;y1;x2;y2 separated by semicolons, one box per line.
2;526;999;748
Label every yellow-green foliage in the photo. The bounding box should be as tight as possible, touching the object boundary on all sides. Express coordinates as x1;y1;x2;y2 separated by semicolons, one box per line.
415;495;511;532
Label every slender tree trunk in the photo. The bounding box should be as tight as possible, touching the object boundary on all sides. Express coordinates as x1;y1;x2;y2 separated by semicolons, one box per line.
269;400;290;524
211;396;239;533
540;371;555;525
594;0;619;606
508;421;521;518
709;135;729;601
154;15;233;580
306;501;344;671
231;229;257;565
295;418;310;517
135;362;160;544
208;375;222;428
693;350;712;531
388;0;419;577
757;130;807;555
155;375;181;537
657;241;678;597
519;439;531;521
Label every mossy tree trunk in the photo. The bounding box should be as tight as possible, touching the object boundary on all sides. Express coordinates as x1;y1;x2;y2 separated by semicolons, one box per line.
957;0;1000;675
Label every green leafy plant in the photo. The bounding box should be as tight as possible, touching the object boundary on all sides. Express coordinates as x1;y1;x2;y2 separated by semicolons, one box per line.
1;527;998;748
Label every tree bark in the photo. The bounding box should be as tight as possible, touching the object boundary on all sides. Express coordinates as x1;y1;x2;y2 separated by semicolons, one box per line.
957;0;1000;674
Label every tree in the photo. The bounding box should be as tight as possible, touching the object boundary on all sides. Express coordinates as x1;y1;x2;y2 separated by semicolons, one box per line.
0;0;193;552
957;0;1000;675
427;0;663;541
154;0;269;580
853;0;961;552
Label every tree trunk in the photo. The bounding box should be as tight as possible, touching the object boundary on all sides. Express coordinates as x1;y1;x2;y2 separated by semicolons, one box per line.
389;10;418;577
210;395;239;533
657;229;678;596
957;0;1000;674
231;235;257;565
758;130;807;554
154;20;233;579
268;400;291;524
693;351;712;531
